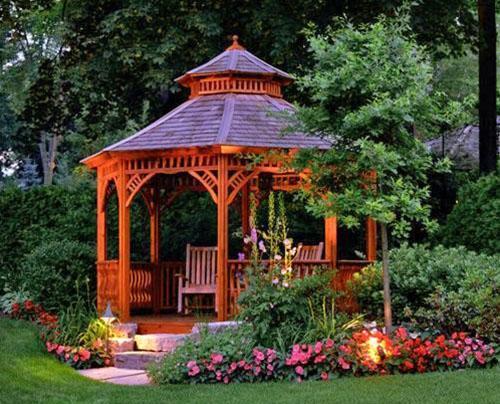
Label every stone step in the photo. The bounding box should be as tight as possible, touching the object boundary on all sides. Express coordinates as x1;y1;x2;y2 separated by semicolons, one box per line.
114;351;167;370
109;337;135;354
134;333;188;352
113;323;138;338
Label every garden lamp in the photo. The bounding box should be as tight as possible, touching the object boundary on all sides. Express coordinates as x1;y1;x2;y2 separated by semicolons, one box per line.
101;301;116;325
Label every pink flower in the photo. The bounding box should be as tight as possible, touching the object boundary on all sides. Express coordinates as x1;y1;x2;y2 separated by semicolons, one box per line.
79;348;91;362
253;366;261;376
295;366;304;375
223;376;229;384
253;349;265;362
210;353;224;365
187;360;197;369
250;228;258;243
73;354;79;363
56;345;65;355
314;341;323;354
216;370;222;381
314;354;326;364
325;339;334;349
188;365;200;376
475;352;485;365
267;364;274;372
338;357;350;370
321;372;329;381
238;360;246;368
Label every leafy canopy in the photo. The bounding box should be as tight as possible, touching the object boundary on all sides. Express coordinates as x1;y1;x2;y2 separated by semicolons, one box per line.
292;15;470;238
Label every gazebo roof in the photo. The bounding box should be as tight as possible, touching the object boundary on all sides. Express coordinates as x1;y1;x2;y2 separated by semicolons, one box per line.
104;93;328;152
84;36;329;163
176;36;292;85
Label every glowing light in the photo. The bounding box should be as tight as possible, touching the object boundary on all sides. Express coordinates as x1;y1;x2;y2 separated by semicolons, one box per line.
363;335;391;364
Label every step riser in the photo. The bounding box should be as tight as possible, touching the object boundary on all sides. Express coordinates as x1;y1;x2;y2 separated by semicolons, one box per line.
114;352;166;370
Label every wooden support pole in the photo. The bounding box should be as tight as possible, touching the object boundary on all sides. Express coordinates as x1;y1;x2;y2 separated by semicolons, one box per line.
324;216;338;268
150;185;161;313
366;217;377;261
118;161;131;322
241;183;250;257
216;154;229;321
96;169;107;313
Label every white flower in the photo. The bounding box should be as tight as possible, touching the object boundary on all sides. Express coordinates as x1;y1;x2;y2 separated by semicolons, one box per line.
283;238;291;247
274;254;282;261
283;281;289;288
281;268;287;275
243;236;251;244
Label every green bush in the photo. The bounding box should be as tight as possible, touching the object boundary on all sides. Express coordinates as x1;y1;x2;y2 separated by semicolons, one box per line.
19;239;95;312
0;183;96;292
149;324;256;384
349;244;499;341
238;270;337;349
437;173;500;255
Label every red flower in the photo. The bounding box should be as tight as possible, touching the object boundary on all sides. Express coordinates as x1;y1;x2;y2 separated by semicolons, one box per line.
79;348;91;362
321;372;329;381
24;300;34;311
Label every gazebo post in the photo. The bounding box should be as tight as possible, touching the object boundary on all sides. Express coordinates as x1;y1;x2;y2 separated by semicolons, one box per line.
241;183;250;241
366;217;377;261
96;168;107;312
150;184;161;314
324;217;338;268
216;154;229;320
118;161;131;322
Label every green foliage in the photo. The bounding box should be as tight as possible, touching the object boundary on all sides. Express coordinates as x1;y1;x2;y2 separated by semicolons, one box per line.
349;245;500;340
437;174;500;256
0;183;96;292
304;297;364;342
19;239;95;312
149;324;255;385
48;296;99;347
238;270;336;350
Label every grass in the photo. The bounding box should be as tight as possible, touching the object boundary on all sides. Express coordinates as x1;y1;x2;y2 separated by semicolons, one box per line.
0;317;499;404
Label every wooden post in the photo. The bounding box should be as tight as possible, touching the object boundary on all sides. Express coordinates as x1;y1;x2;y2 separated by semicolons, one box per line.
216;154;229;320
241;183;250;256
96;169;107;313
118;160;131;322
324;217;338;268
366;217;377;261
150;184;161;313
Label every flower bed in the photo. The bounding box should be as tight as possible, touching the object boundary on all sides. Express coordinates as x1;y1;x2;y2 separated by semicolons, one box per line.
150;327;497;384
6;299;109;369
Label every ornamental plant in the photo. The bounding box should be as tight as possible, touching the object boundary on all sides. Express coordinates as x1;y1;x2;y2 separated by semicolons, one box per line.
291;13;471;333
237;192;337;349
3;296;111;369
149;326;497;385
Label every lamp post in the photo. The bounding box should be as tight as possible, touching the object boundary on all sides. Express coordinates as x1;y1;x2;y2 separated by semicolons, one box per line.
101;301;116;362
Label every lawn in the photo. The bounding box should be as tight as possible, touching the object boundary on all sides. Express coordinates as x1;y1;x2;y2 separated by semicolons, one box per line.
0;318;499;404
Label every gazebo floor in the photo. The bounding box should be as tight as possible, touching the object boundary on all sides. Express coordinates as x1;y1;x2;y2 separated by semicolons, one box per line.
130;313;217;334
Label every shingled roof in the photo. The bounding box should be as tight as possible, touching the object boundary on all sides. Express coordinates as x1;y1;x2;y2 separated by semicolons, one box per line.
104;93;329;151
94;36;329;155
176;40;292;86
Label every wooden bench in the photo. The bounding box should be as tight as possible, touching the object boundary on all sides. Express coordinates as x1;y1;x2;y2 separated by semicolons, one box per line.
177;244;218;314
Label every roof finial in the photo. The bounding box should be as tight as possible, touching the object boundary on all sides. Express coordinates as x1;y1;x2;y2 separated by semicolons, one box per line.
226;34;245;51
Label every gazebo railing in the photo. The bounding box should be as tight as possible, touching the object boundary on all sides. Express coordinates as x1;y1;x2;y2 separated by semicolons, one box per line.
99;259;370;314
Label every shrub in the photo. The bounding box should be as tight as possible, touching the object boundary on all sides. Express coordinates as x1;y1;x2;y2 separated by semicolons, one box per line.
0;183;96;292
19;239;95;312
349;244;500;341
149;324;257;384
437;173;500;255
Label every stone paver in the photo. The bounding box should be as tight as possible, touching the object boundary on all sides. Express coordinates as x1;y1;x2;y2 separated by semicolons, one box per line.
78;367;151;385
114;351;167;370
134;333;187;352
109;337;135;353
113;323;138;338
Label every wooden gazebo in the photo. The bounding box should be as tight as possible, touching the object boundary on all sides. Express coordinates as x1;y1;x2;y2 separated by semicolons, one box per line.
83;36;376;324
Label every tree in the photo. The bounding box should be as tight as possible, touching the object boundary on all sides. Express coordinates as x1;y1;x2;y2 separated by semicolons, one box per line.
477;1;497;173
292;15;466;333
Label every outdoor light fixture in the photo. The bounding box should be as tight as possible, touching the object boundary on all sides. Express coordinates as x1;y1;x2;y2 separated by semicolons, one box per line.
101;301;116;325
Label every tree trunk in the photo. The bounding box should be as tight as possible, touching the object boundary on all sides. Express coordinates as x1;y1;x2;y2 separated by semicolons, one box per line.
380;222;392;334
39;132;60;186
478;0;497;173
